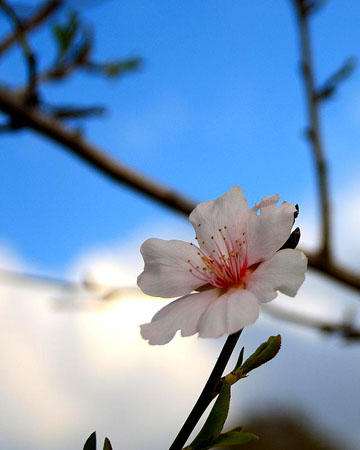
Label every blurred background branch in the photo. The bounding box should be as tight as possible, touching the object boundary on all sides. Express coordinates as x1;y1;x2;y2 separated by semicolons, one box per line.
0;0;62;55
1;266;359;341
291;0;332;261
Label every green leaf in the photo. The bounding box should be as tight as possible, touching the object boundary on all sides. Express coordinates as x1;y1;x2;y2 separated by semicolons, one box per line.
103;58;142;78
317;57;356;101
103;437;113;450
212;431;259;447
189;382;231;450
234;347;245;371
83;431;96;450
240;335;281;375
52;12;79;56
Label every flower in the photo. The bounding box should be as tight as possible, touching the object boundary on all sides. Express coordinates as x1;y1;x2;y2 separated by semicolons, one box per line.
138;186;307;345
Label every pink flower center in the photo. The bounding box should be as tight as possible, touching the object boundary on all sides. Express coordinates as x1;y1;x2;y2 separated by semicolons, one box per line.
187;226;248;290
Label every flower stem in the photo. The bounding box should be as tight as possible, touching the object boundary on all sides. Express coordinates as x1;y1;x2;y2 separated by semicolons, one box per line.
168;329;243;450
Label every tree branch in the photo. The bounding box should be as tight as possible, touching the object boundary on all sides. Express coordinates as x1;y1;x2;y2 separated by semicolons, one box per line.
263;304;360;341
0;0;38;101
0;83;195;214
0;83;360;292
292;0;332;260
0;0;62;55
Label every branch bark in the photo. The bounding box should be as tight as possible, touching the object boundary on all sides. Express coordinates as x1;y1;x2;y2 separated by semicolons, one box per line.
264;304;360;340
0;84;195;215
292;0;332;260
0;0;62;55
0;0;38;99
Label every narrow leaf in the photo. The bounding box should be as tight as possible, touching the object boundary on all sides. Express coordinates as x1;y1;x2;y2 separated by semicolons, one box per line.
52;12;79;55
317;57;356;101
241;335;281;375
103;58;142;78
103;437;113;450
212;431;259;447
83;431;96;450
234;347;245;370
326;57;356;86
307;0;328;15
189;382;231;450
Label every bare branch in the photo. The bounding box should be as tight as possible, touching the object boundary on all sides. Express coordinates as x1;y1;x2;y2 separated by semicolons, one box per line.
306;252;360;293
0;0;62;55
0;83;359;293
0;267;79;291
264;304;360;341
0;0;38;101
2;266;359;341
292;0;332;260
44;103;106;120
0;268;137;299
0;84;196;215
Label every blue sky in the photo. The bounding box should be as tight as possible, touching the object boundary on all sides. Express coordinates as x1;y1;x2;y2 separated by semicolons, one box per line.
0;0;360;273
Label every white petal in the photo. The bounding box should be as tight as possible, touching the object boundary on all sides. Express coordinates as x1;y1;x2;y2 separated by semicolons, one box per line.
137;238;205;298
247;196;296;266
198;288;260;338
226;289;260;334
251;194;279;211
246;249;307;303
189;186;249;254
140;289;220;345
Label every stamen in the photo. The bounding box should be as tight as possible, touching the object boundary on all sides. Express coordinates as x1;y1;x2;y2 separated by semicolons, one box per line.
187;227;249;290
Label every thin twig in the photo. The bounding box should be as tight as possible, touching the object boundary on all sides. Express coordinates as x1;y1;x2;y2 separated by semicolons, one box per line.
0;0;38;101
1;266;359;340
0;83;359;292
263;304;360;341
292;0;332;260
0;0;62;55
0;268;79;291
0;267;136;294
168;330;242;450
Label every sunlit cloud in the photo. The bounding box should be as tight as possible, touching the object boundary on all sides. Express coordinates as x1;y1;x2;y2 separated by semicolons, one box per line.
1;180;360;449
